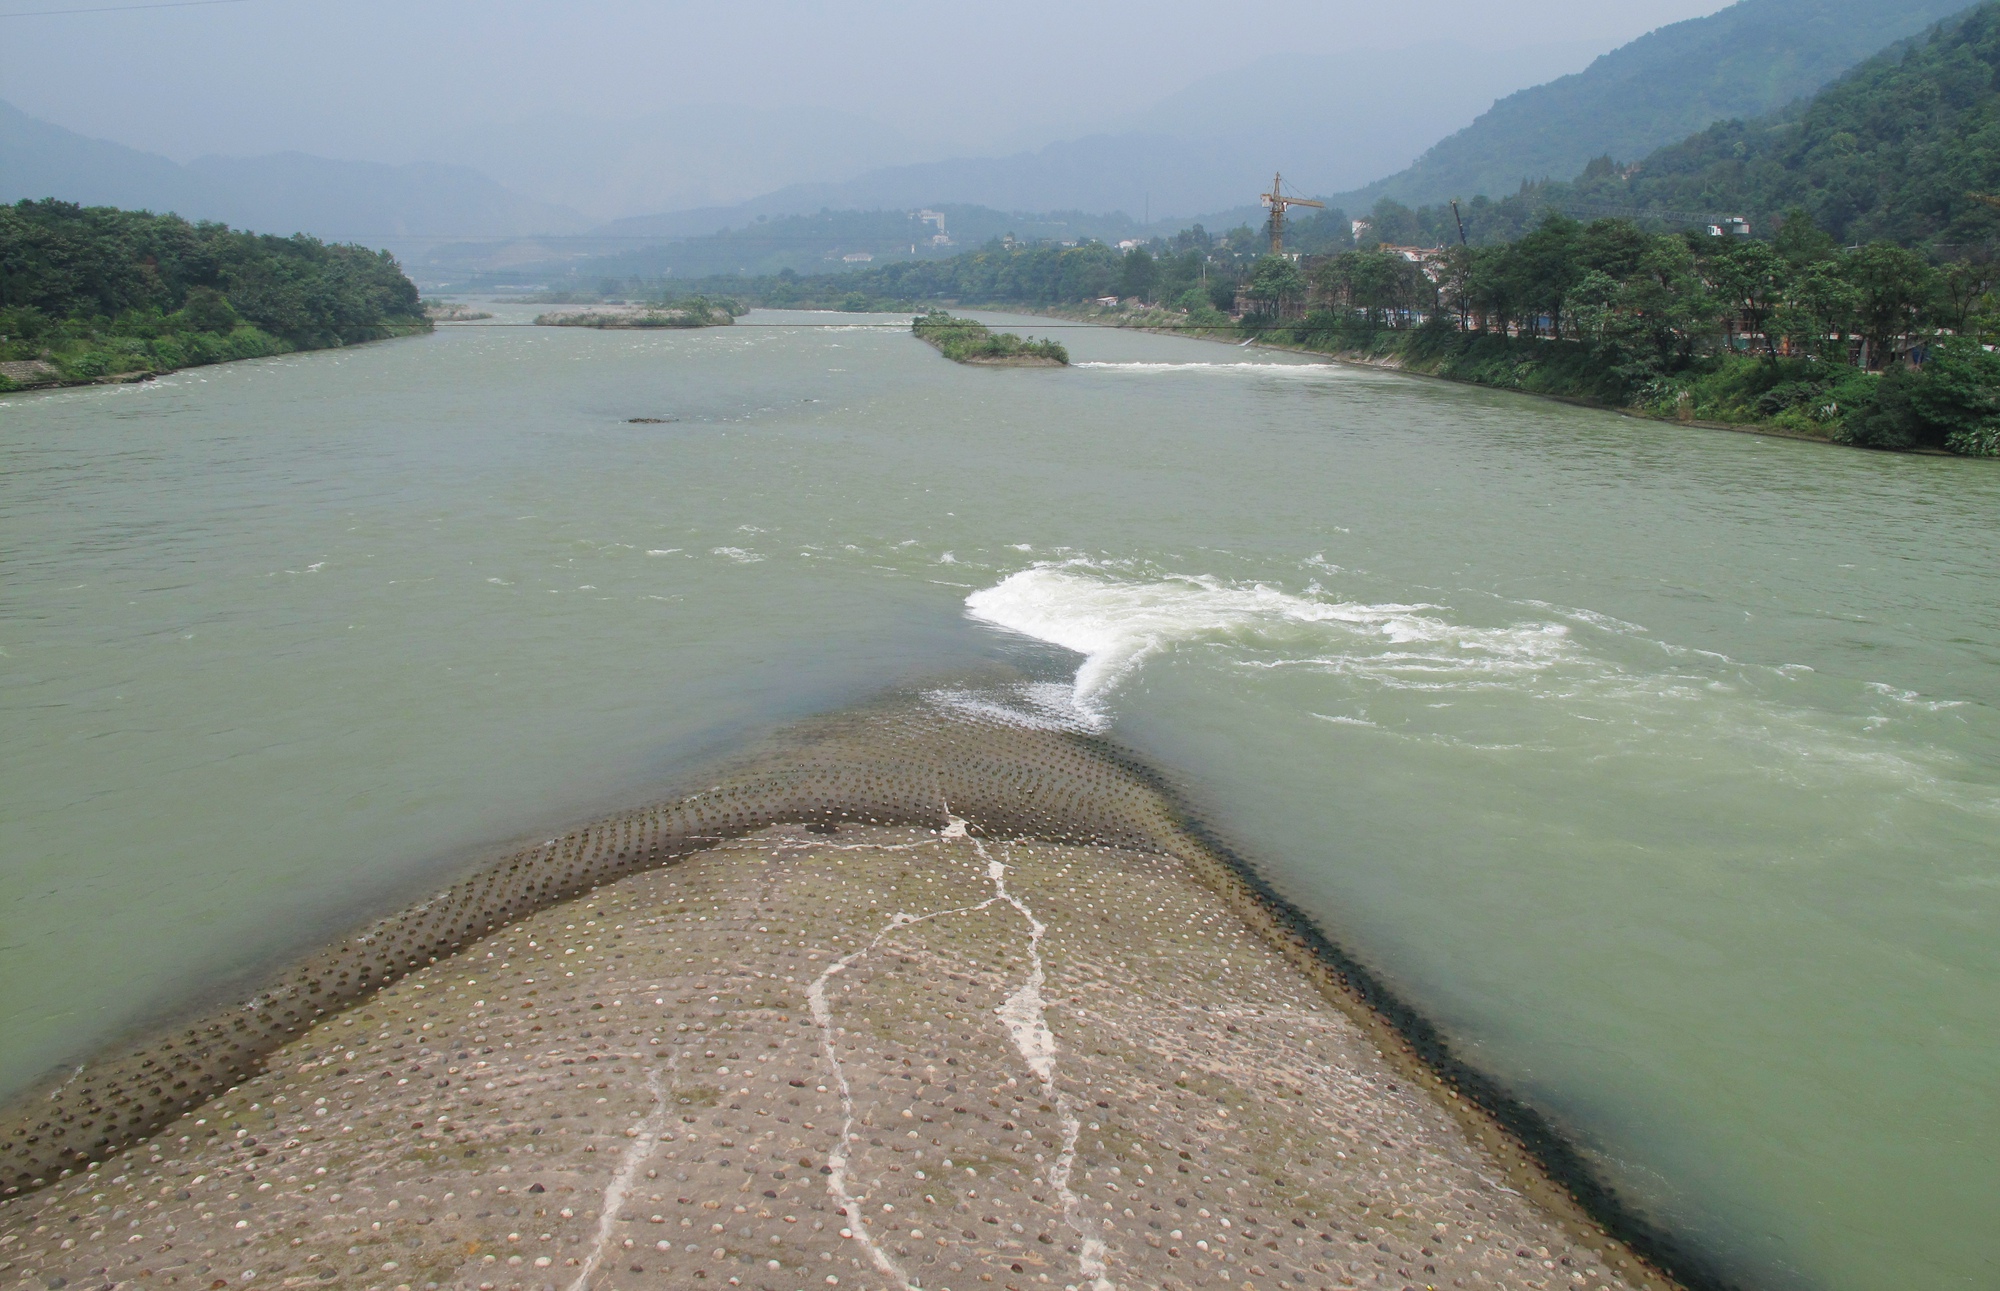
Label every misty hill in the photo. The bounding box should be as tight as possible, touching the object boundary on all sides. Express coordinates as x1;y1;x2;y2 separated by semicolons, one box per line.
1122;41;1597;199
1602;1;2000;248
546;41;1594;238
417;105;947;225
419;205;1159;290
0;100;585;250
1339;0;1976;211
687;133;1242;227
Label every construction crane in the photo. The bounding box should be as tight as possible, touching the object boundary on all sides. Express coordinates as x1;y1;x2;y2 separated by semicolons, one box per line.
1261;172;1324;255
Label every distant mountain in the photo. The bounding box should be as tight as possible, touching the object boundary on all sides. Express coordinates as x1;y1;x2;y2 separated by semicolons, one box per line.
1606;1;2000;247
1124;41;1598;198
416;105;946;225
0;100;585;249
1338;0;1978;211
1;100;208;215
533;41;1596;236
702;133;1243;225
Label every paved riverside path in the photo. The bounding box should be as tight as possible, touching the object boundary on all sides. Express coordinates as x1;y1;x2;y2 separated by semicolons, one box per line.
0;825;1658;1291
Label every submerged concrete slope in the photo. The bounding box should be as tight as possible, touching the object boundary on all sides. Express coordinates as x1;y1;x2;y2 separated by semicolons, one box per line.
0;702;1197;1198
0;826;1664;1291
0;698;1692;1290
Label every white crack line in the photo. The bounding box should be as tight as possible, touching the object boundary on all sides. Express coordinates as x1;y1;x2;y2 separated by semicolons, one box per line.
968;823;1116;1291
567;1055;675;1291
770;833;937;853
807;832;1004;1291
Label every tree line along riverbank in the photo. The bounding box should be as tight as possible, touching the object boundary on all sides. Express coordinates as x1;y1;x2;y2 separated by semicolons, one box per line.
538;2;2000;456
0;200;429;393
1132;212;2000;457
630;210;2000;458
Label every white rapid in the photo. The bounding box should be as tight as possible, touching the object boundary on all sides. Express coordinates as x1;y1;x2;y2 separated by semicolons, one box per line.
963;563;1576;724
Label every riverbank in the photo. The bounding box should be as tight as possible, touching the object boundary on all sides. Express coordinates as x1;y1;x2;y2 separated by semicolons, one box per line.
1245;335;1850;448
1029;303;1991;455
1;200;432;397
0;702;1681;1291
0;323;432;396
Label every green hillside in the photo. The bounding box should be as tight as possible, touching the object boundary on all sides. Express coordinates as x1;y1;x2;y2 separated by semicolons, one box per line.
1343;0;1973;211
0;200;427;391
1601;2;2000;249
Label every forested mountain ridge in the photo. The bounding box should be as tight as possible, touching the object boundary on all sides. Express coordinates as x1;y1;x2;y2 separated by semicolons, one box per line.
1340;0;1974;211
1601;1;2000;248
0;200;428;391
0;100;586;251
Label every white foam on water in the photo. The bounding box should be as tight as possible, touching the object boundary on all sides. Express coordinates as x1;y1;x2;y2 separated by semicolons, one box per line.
964;564;1575;723
961;564;1999;815
1072;361;1338;376
923;681;1098;733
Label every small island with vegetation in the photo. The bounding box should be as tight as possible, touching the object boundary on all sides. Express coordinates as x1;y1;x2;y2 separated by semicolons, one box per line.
0;200;429;393
423;300;493;322
913;309;1068;365
534;295;739;329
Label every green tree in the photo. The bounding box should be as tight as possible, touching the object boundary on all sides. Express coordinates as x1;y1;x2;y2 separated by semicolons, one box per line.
1510;213;1583;338
1245;255;1308;315
1576;218;1652;280
1568;269;1624;343
1364;199;1422;247
1621;234;1714;374
1118;248;1159;303
1843;242;1938;367
1772;208;1838;269
1935;260;1997;335
1909;336;2000;454
1465;244;1520;334
1434;246;1478;329
1771;259;1858;360
175;286;239;334
1706;239;1790;358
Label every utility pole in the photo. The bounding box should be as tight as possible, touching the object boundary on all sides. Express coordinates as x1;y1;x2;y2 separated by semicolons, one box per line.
1261;171;1324;255
1450;199;1469;247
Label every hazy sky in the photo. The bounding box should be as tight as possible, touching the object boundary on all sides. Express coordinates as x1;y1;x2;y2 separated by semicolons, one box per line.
2;0;1736;163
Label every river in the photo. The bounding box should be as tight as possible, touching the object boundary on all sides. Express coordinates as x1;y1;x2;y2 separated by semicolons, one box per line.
2;306;1995;1288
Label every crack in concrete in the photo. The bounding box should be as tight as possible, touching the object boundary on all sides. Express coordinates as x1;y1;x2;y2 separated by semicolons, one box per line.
805;827;1003;1291
567;1055;675;1291
773;819;1115;1290
967;824;1115;1291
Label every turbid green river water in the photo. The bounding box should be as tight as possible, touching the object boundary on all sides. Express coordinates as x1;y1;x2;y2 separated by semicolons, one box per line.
3;306;1995;1288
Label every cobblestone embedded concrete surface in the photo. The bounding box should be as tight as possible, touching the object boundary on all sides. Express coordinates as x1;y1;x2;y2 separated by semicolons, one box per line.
1;825;1655;1291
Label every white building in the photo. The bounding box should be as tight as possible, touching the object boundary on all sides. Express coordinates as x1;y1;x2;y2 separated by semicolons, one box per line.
915;210;951;246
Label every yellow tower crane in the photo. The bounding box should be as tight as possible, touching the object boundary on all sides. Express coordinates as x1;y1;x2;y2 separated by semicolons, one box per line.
1261;172;1324;254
